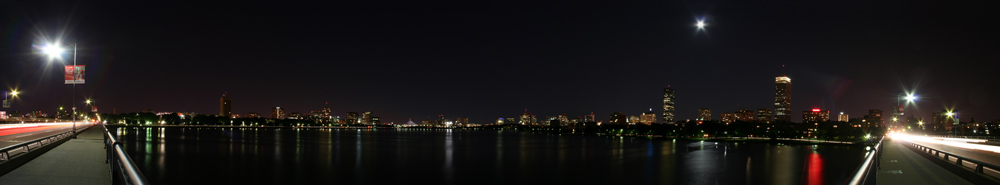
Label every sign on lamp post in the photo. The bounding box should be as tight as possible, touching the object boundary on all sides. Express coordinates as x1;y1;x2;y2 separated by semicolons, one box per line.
64;65;85;84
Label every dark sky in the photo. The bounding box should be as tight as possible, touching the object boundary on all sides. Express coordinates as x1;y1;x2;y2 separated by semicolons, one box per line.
2;0;999;124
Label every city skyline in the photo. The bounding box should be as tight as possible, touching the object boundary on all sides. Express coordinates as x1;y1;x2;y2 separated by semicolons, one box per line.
2;1;999;124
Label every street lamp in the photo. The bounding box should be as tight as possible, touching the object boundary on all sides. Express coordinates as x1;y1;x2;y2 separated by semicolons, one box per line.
40;42;79;138
4;90;17;120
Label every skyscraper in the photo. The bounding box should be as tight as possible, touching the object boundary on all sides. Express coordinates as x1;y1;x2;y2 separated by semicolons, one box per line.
774;76;792;122
838;112;849;122
220;94;232;118
640;111;657;125
662;86;675;124
610;111;627;125
698;108;711;121
271;107;284;119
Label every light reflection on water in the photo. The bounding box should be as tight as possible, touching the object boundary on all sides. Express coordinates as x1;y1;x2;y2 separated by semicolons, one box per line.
114;127;865;185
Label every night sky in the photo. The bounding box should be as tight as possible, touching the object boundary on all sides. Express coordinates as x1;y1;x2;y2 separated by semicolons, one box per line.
2;0;999;124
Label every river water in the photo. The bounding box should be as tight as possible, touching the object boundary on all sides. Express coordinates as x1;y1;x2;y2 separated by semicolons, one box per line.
111;127;868;185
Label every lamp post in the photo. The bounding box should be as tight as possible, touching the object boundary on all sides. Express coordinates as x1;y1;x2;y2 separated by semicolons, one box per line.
4;91;16;120
42;43;78;137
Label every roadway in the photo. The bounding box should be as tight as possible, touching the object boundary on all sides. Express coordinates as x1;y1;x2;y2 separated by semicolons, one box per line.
0;122;94;149
893;134;1000;167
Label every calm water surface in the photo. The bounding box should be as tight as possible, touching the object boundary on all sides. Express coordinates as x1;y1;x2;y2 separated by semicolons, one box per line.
112;127;868;185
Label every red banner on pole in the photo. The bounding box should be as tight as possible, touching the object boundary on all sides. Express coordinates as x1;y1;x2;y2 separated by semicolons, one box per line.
64;65;85;84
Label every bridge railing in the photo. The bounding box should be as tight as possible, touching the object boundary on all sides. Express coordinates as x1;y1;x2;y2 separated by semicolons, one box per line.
846;137;883;185
0;130;75;162
103;124;149;185
904;141;1000;178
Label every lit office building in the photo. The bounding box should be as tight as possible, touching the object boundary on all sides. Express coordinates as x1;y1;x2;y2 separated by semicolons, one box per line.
838;112;849;122
520;112;536;125
697;108;711;121
362;112;373;125
583;113;596;123
866;109;883;127
720;113;736;124
802;109;829;123
735;109;754;122
372;117;381;125
774;76;792;122
640;111;657;125
220;93;232;118
628;116;640;125
271;107;285;119
756;108;772;123
663;87;675;124
455;117;468;126
346;112;359;124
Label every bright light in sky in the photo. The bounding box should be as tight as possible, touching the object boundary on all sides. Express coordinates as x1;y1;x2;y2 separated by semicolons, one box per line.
696;21;705;29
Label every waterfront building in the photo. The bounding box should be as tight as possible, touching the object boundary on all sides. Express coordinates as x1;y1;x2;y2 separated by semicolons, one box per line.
322;107;332;119
628;115;640;125
346;112;359;124
802;109;829;123
363;112;373;125
287;112;302;120
867;109;883;127
520;112;536;125
610;111;627;125
456;117;468;126
372;117;381;125
271;107;285;119
736;109;754;122
246;112;260;118
640;111;657;125
583;113;596;123
663;86;675;123
756;108;772;123
720;113;736;124
774;76;792;122
697;108;711;121
838;112;849;122
220;93;232;118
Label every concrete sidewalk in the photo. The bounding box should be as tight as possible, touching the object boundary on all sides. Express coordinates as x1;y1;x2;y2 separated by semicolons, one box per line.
0;126;111;184
877;138;973;185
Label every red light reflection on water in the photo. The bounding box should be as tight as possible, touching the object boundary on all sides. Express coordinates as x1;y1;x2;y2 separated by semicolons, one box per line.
808;152;823;185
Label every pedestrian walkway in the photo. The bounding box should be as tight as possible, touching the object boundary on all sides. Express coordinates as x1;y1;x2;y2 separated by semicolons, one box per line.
0;126;110;184
877;138;973;185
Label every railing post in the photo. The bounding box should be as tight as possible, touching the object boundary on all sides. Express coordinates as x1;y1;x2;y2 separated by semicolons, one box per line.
956;158;963;166
977;164;985;173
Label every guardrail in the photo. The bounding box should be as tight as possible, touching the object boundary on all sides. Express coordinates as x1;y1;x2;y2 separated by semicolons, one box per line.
103;124;149;185
0;131;75;161
846;137;883;185
904;141;1000;177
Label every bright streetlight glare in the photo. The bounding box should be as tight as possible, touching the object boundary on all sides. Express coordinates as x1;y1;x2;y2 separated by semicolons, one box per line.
86;99;92;104
696;21;705;29
946;112;954;116
42;45;65;57
10;91;17;96
905;95;916;101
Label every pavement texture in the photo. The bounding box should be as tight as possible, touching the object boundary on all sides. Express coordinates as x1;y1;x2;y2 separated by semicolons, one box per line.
0;126;111;185
877;138;973;185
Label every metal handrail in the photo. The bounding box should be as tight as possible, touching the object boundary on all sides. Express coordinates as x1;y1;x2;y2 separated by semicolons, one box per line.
103;124;149;185
846;137;883;185
904;140;1000;176
0;130;75;161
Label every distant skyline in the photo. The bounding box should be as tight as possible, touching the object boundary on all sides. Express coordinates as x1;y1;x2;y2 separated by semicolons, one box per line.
2;1;999;124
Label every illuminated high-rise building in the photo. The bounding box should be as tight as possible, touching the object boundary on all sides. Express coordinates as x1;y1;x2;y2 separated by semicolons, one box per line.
362;111;373;125
662;86;675;124
867;109;883;127
583;112;596;123
346;112;359;124
774;76;792;122
838;112;849;122
756;108;772;123
520;111;536;125
220;93;232;118
271;107;285;119
697;108;711;121
720;113;736;124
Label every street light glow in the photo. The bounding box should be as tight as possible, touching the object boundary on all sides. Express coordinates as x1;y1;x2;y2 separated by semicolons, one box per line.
946;112;954;116
10;91;17;97
905;94;916;101
42;45;65;58
696;21;705;29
